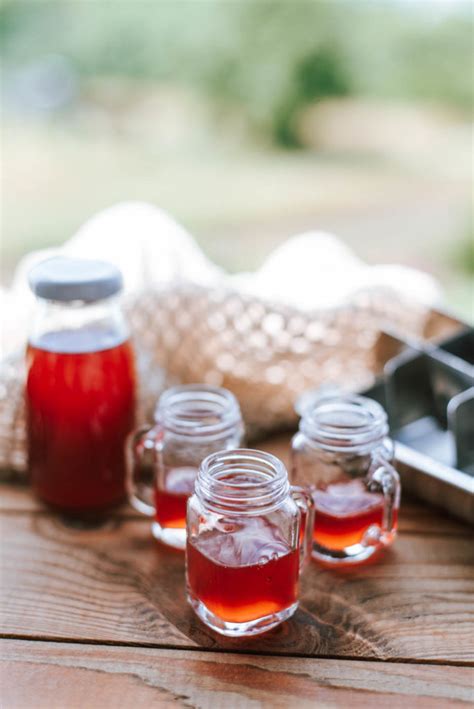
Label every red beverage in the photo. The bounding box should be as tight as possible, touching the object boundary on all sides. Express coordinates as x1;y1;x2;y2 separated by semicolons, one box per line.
155;466;197;529
313;479;398;550
26;331;135;513
187;527;299;623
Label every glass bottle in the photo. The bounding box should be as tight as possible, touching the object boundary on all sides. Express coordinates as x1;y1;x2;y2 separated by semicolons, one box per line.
127;384;244;550
186;448;314;637
26;257;136;515
291;395;399;566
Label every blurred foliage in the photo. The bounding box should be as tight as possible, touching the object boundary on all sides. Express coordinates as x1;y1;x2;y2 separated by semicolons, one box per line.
0;0;472;146
273;48;351;147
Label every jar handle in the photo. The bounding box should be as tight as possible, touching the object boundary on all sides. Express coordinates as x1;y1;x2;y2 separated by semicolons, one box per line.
291;485;315;570
367;453;400;542
126;424;162;517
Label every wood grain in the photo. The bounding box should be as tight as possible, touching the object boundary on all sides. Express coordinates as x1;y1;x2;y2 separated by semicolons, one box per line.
2;640;473;709
0;481;466;536
0;513;195;650
1;511;472;661
0;483;133;516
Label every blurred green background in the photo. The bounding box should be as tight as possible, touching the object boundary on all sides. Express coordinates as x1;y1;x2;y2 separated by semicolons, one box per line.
1;0;472;317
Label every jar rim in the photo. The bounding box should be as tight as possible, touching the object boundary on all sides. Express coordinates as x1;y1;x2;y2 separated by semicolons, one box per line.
195;448;290;515
299;394;389;453
154;384;242;438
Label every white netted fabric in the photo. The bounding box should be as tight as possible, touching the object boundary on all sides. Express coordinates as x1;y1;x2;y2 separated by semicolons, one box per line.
0;358;26;475
0;281;432;476
128;284;431;436
0;202;444;476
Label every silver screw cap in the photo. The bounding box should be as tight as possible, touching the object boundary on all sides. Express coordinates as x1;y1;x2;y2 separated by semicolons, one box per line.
28;257;123;302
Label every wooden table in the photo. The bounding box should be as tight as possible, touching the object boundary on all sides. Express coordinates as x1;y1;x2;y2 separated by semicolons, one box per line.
1;434;473;707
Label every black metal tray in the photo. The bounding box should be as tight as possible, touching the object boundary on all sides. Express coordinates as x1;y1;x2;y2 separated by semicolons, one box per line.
363;327;473;524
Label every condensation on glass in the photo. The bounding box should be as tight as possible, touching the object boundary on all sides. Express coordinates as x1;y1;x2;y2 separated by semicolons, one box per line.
186;448;314;637
127;384;244;550
291;394;400;566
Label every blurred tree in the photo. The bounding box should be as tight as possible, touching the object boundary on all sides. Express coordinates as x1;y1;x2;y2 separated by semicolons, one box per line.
273;47;351;146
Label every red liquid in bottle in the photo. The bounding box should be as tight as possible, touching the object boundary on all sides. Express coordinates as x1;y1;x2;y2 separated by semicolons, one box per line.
26;330;135;514
187;520;299;623
155;467;197;529
313;479;398;550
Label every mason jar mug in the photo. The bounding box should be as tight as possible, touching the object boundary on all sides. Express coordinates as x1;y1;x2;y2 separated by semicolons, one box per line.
186;449;314;637
291;395;400;566
127;384;244;550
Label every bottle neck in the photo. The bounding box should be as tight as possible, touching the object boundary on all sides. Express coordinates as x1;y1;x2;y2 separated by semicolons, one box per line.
30;296;128;353
299;395;389;455
195;449;290;516
155;385;243;441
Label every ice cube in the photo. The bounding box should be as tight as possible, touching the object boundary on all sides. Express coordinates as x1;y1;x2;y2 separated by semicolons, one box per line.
164;466;198;494
196;515;290;567
314;479;383;517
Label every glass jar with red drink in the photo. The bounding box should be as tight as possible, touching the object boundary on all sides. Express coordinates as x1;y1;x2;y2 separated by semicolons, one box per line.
291;395;400;566
26;257;136;516
127;384;244;550
186;449;314;637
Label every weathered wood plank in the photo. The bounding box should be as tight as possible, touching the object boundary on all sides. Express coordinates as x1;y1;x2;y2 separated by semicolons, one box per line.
0;483;33;512
0;484;133;516
1;512;472;661
0;513;196;650
1;640;472;708
0;481;465;536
